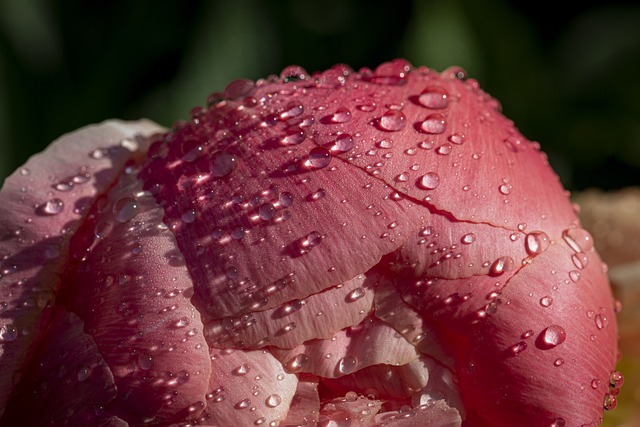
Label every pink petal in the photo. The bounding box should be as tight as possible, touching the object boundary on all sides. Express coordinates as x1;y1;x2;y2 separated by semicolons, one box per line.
62;164;211;423
460;238;617;426
271;316;419;378
204;272;376;350
0;120;163;416
318;394;383;425
2;308;126;426
280;374;320;427
202;348;298;426
375;399;462;427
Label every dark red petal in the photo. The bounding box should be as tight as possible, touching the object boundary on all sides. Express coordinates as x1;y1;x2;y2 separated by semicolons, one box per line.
63;167;211;424
2;308;126;426
0;120;163;416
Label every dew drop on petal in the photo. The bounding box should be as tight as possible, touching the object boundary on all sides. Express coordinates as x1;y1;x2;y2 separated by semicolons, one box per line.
286;354;309;373
571;253;589;270
305;147;332;169
604;393;617;411
42;198;64;215
499;183;512;195
113;197;139;223
331;134;354;153
461;233;476;244
338;355;358;374
138;353;154;370
181;209;196;224
265;394;282;408
525;231;550;255
0;324;18;342
448;133;465;145
509;341;527;356
540;296;553;307
417;87;449;109
258;203;276;220
210;151;238;177
224;79;255;99
280;126;306;146
489;256;514;276
233;364;251;376
569;270;581;283
279;102;304;120
330;107;351;123
435;144;452;155
418;172;440;190
379;110;406;131
562;228;594;253
347;287;366;302
279;192;294;207
539;325;566;349
419;114;447;134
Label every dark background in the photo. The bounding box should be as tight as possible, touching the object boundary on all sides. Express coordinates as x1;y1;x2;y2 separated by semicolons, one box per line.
1;0;639;191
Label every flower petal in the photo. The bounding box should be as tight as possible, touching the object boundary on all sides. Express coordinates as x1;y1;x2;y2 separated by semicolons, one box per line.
0;120;163;416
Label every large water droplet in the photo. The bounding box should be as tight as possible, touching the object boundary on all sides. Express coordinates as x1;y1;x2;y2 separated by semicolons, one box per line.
338;355;358;374
224;79;255;99
571;253;589;270
265;394;282;408
604;393;617;410
258;203;276;220
461;233;476;244
329;107;351;123
280;126;306;146
113;197;139;223
286;354;309;372
138;353;154;370
279;102;304;120
418;172;440;190
419;114;446;134
417;87;449;109
210;151;238;177
279;192;294;207
347;287;366;302
539;325;566;349
331;134;354;153
42;198;64;215
489;256;514;276
525;231;550;255
562;228;594;253
379;110;406;131
498;183;512;195
0;324;18;342
304;147;332;169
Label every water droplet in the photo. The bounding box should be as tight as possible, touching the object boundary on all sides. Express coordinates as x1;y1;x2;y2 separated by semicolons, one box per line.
233;364;251;376
436;144;452;155
569;270;581;283
0;324;18;342
210;151;238;178
279;192;294;207
550;418;566;427
395;172;409;182
417;87;449;109
525;231;550;255
489;256;514;276
594;314;608;330
499;183;512;195
181;209;196;224
183;146;204;162
331;134;354;153
282;322;296;332
554;358;564;367
258;203;276;220
304;147;332;169
356;101;376;112
311;189;326;200
591;379;601;389
419;114;446;134
280;126;306;146
265;394;282;408
379;110;406;131
113;197;139;223
461;233;476;244
329;107;351;123
77;367;90;382
231;227;246;240
347;287;366;301
509;341;527;356
539;325;566;349
301;231;322;249
448;133;465;145
562;228;594;253
377;139;393;149
279;102;304;120
224;79;255;99
42;198;64;215
610;371;624;388
604;393;617;410
235;398;251;409
418;172;440;190
280;65;308;82
286;354;309;372
571;253;589;270
540;296;553;307
138;353;154;370
172;317;190;329
338;355;358;374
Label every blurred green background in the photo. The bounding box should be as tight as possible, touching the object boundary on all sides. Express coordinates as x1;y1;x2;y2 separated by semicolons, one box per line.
1;0;639;191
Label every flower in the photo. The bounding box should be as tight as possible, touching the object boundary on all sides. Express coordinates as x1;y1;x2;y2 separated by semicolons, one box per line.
0;59;620;426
